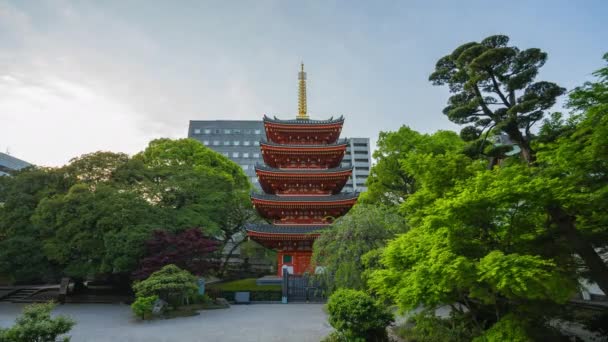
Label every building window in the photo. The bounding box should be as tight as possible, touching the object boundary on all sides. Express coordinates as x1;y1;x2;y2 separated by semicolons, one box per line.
244;141;250;146
254;129;261;134
253;153;260;158
224;141;230;146
222;129;230;134
243;153;249;158
354;143;367;147
355;166;370;171
354;151;368;155
222;152;229;157
233;129;241;134
232;152;239;158
203;140;210;146
204;129;211;134
213;140;220;146
194;128;201;134
233;141;240;146
253;141;260;146
241;164;249;170
214;129;221;134
354;159;368;162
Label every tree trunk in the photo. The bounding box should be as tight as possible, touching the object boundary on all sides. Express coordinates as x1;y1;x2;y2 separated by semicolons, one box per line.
503;126;535;164
218;240;244;276
548;205;608;296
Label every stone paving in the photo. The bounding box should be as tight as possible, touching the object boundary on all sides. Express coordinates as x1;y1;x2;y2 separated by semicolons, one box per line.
0;303;332;342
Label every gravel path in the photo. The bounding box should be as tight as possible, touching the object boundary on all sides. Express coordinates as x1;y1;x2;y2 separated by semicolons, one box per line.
0;303;332;342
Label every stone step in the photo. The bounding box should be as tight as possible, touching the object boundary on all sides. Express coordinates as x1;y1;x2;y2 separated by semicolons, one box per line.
0;289;39;301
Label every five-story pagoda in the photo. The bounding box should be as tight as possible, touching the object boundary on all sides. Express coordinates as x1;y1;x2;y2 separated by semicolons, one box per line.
246;64;358;276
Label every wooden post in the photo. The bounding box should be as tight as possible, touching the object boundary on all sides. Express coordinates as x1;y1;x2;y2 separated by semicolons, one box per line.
282;266;289;304
58;277;70;304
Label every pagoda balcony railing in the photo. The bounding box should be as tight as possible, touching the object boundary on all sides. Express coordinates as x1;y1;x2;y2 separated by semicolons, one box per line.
254;164;353;173
259;138;348;148
251;191;359;202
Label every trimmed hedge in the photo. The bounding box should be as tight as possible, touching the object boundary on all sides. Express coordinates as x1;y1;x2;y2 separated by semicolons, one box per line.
218;290;282;302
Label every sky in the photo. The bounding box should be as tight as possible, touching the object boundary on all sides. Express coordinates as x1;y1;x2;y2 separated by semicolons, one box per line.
1;0;607;166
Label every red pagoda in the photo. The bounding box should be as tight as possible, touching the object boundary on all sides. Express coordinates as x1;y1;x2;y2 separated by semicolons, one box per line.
246;64;358;276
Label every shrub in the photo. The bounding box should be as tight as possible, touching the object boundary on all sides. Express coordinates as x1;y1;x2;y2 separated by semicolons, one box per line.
132;264;197;307
395;311;480;342
194;294;213;305
0;302;75;342
131;295;158;320
326;289;393;342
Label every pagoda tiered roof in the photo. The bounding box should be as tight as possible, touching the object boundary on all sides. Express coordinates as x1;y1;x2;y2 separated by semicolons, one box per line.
260;140;347;169
246;64;359;275
263;115;345;145
245;223;326;248
255;164;352;195
263;115;344;125
250;192;359;225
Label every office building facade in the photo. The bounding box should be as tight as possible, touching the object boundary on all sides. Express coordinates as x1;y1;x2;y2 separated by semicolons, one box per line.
187;120;371;192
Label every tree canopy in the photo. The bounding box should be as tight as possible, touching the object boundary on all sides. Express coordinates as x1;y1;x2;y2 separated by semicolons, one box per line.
312;204;406;292
429;34;565;163
0;138;253;283
364;51;608;340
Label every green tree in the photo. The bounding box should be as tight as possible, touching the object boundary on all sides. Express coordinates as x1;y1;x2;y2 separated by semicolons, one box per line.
0;302;75;342
361;127;464;205
132;264;198;306
535;53;608;294
312;204;406;292
429;34;565;163
325;288;393;342
131;295;158;320
135;138;255;260
33;183;160;279
0;167;71;283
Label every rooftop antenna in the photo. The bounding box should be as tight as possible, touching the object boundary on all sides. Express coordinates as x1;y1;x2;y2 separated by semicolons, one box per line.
297;62;309;120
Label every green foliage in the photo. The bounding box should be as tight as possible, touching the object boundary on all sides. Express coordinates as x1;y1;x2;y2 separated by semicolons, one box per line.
361;127;464;205
312;204;406;292
326;289;393;342
194;294;213;305
429;34;565;163
131;295;158;320
477;251;572;303
0;302;74;342
365;52;608;342
0;138;255;282
396;311;481;342
132;264;197;306
208;278;281;292
472;314;532;342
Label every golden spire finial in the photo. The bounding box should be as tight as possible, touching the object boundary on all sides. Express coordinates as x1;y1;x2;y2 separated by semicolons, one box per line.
297;62;309;120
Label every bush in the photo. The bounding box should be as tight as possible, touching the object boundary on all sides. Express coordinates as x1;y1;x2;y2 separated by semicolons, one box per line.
132;264;197;307
217;290;281;302
131;295;158;320
395;311;480;342
0;302;75;342
326;289;393;342
194;294;213;305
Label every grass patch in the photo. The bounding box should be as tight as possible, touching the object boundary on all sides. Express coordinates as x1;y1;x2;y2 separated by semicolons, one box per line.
208;278;281;292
